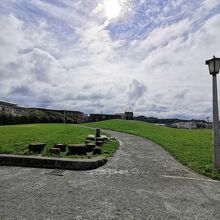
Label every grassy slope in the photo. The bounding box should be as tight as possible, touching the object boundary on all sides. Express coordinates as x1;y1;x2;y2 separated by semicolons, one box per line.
84;119;220;180
0;124;118;158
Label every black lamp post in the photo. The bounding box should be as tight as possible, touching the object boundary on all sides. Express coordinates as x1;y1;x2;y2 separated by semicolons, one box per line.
206;55;220;170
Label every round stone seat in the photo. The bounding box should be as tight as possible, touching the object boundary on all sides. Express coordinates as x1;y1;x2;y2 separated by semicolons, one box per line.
28;142;46;154
87;135;96;141
49;148;60;155
85;140;91;145
68;144;87;155
101;135;108;142
96;137;104;142
93;146;102;154
54;144;66;152
86;143;96;152
96;141;104;147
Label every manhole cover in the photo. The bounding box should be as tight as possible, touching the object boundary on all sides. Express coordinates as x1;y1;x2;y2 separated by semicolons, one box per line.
45;169;66;176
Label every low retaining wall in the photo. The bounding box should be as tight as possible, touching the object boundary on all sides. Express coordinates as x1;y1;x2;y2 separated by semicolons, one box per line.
0;154;107;170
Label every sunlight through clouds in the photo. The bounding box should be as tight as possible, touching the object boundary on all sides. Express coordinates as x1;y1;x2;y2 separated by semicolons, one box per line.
104;0;122;20
94;0;128;21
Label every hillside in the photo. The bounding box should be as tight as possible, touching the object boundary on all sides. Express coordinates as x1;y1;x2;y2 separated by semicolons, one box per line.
135;115;206;124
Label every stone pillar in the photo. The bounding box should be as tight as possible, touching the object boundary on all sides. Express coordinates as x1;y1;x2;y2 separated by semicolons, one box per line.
96;128;101;137
212;74;220;169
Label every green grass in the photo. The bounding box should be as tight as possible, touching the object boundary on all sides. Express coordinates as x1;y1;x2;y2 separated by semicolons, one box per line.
0;124;119;159
84;119;220;180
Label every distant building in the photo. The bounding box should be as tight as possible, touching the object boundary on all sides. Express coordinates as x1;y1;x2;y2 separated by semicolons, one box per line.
166;121;211;129
89;112;134;122
0;101;84;124
115;113;125;120
0;101;29;116
28;107;84;124
125;112;133;120
89;114;122;122
83;114;90;122
0;100;134;124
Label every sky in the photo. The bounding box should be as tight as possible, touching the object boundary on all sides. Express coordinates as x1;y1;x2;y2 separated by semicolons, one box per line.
0;0;220;119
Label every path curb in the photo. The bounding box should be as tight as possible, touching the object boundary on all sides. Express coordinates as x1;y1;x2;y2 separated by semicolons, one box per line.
0;154;107;170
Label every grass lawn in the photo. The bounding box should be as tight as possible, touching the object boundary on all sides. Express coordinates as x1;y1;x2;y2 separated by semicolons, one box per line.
84;119;220;180
0;124;119;159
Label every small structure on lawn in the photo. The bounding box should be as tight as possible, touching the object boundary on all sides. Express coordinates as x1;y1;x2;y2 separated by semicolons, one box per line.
166;121;211;129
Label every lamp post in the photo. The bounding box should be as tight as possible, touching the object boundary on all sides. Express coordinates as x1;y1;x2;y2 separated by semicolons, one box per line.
206;55;220;170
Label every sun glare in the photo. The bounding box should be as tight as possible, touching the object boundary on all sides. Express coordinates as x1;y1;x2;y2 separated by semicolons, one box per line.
104;0;122;20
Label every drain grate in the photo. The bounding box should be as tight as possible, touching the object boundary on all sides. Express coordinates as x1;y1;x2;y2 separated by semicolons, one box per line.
45;169;66;176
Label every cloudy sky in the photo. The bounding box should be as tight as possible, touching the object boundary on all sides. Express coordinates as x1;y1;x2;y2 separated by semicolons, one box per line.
0;0;220;119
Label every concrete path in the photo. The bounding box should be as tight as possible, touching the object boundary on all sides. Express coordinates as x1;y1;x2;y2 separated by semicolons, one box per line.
1;130;220;220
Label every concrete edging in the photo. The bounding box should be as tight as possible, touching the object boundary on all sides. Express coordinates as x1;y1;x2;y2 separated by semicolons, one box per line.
0;154;107;170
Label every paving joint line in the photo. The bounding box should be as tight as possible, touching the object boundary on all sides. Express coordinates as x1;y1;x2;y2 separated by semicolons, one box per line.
162;175;220;183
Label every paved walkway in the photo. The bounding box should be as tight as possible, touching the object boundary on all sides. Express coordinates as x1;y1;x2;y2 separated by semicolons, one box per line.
1;130;220;220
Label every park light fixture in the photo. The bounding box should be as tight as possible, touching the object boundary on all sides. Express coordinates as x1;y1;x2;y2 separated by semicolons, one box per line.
206;56;220;75
206;55;220;170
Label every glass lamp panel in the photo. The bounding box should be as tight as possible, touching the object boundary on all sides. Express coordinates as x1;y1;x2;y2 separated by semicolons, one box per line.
215;59;220;73
209;60;215;74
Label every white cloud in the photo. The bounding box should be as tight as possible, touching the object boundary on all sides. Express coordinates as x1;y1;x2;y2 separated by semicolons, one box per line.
0;14;31;65
203;0;220;9
0;0;220;119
